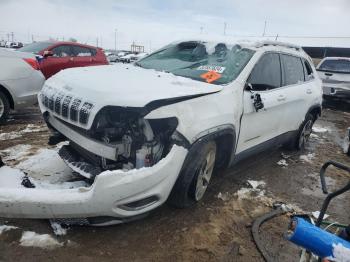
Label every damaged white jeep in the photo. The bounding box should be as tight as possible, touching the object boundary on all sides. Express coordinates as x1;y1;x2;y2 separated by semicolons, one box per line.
0;39;322;225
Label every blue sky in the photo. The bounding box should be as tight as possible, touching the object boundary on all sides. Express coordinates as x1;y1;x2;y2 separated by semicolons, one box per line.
1;0;350;50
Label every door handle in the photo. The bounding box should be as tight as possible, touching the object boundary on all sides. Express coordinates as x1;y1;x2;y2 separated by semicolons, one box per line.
69;57;74;61
325;73;333;76
277;95;286;102
306;89;312;94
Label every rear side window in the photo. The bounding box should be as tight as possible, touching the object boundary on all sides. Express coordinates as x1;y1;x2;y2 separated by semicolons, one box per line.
281;54;304;86
248;53;281;91
51;45;73;57
72;46;93;57
303;59;314;81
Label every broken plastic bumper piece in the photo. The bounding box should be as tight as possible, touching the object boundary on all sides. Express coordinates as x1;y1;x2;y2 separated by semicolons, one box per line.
0;145;187;219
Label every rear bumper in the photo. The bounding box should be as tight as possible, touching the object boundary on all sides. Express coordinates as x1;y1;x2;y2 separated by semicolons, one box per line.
322;84;350;98
0;145;187;219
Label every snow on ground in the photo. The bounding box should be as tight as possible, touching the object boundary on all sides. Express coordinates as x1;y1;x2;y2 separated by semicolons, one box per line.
0;166;24;188
0;224;18;234
0;124;47;141
50;222;68;236
0;145;88;189
20;231;63;249
299;153;315;163
0;144;33;162
330;243;350;262
236;180;266;200
0;131;22;140
247;180;265;189
277;159;288;167
312;124;330;133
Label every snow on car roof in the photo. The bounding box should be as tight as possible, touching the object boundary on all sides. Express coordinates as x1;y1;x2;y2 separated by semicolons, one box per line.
170;35;301;51
321;57;350;61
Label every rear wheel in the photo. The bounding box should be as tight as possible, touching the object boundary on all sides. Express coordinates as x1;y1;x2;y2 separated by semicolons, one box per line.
168;141;217;208
0;91;10;124
284;113;314;150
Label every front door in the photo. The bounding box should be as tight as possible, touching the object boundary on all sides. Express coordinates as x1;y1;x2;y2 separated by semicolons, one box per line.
41;45;74;78
236;52;287;154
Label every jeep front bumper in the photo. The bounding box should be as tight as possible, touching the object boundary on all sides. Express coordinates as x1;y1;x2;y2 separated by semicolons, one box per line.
0;145;187;219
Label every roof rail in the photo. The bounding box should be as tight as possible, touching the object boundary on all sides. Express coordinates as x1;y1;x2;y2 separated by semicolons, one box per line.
255;40;301;51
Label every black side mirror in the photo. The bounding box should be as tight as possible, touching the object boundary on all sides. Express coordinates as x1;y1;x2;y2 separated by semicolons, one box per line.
245;82;253;91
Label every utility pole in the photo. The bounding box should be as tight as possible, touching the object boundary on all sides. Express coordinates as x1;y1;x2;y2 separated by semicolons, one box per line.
114;29;117;51
11;32;14;42
96;37;99;47
224;22;227;36
262;20;267;37
200;26;203;34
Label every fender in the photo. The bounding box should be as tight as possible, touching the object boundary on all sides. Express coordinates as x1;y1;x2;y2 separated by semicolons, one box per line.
180;126;236;170
306;104;322;119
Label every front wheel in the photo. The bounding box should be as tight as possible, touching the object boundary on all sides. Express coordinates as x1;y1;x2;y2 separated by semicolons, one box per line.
0;91;10;124
168;141;217;208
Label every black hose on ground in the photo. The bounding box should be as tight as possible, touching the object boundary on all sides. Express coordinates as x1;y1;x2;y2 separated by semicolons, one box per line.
251;207;287;262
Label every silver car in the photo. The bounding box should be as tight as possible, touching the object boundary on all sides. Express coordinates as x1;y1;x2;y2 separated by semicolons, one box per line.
317;57;350;100
0;48;45;123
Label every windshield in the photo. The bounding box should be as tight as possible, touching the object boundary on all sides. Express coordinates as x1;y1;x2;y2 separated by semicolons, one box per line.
18;41;54;54
319;59;350;73
137;41;255;85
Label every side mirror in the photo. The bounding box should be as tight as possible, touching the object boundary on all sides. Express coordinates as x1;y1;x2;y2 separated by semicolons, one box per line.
43;50;53;58
245;82;253;92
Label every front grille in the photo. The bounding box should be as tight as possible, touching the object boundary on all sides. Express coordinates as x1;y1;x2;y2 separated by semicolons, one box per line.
54;93;64;114
70;99;82;122
41;90;94;125
62;95;72;118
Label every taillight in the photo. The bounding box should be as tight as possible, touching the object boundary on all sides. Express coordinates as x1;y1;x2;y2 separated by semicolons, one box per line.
23;58;40;70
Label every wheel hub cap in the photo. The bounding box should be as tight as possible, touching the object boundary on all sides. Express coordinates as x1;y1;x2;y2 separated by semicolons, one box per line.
195;149;216;201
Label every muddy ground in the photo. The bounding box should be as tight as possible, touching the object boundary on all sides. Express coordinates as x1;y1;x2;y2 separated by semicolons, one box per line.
0;101;349;262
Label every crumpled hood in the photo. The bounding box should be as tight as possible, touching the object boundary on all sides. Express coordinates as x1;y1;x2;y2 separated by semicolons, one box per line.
44;63;223;108
40;63;223;129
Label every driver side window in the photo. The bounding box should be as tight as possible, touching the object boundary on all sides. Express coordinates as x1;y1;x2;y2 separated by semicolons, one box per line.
51;45;73;58
248;53;281;91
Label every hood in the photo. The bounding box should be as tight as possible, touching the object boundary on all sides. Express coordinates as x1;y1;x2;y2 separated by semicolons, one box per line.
0;48;36;59
40;63;223;129
44;63;223;108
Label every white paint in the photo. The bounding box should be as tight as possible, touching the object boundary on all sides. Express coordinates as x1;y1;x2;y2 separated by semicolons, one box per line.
20;231;63;249
0;224;18;234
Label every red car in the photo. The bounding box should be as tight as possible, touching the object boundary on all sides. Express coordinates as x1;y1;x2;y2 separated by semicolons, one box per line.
19;41;108;79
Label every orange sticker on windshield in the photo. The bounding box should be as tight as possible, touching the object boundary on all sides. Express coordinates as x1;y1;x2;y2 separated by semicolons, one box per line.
200;71;221;83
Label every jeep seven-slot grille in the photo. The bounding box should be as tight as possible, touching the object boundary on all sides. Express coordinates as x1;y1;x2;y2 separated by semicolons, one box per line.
41;91;94;125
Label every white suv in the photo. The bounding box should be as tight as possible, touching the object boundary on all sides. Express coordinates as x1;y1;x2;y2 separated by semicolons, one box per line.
0;40;322;224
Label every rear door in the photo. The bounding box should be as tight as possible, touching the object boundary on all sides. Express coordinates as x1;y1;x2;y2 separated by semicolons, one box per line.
71;45;96;67
277;54;311;133
40;44;74;78
236;52;287;153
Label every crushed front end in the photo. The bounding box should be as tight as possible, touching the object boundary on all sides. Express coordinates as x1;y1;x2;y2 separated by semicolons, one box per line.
0;83;188;221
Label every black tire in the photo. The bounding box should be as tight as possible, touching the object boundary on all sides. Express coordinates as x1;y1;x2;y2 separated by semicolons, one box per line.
284;113;315;151
0;91;10;124
168;141;217;208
